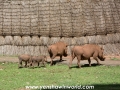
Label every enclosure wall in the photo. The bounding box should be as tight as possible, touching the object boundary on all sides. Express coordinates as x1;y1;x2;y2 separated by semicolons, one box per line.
0;0;120;56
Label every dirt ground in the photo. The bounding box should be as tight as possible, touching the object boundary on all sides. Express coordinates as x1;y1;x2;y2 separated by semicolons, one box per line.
0;55;120;66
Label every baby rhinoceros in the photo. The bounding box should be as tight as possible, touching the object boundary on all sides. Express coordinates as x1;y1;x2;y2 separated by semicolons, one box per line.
30;55;47;68
18;54;31;68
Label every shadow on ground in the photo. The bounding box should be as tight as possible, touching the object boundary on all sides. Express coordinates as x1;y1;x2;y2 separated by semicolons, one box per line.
70;63;103;69
47;59;67;65
92;84;120;90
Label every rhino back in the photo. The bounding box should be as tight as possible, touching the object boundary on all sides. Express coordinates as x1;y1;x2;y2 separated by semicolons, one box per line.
82;44;102;57
38;56;44;61
49;41;67;55
55;41;67;54
19;54;30;61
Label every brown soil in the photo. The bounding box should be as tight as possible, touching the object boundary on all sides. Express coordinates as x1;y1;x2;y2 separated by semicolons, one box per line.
0;55;120;66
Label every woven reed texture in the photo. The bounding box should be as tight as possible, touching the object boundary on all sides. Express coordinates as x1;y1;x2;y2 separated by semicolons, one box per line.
0;0;120;56
0;0;119;36
0;33;119;56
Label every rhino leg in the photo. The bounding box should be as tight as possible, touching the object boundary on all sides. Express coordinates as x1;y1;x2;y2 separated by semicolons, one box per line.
38;62;40;67
18;59;23;68
96;58;100;65
24;61;27;68
59;55;62;62
28;61;33;67
94;57;100;65
29;60;35;69
93;55;100;65
93;52;100;65
88;58;91;66
69;54;76;69
42;61;45;67
50;54;56;66
77;55;81;68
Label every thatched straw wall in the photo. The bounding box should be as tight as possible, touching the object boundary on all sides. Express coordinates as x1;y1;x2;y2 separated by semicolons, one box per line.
0;34;119;56
0;0;119;36
0;0;120;56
